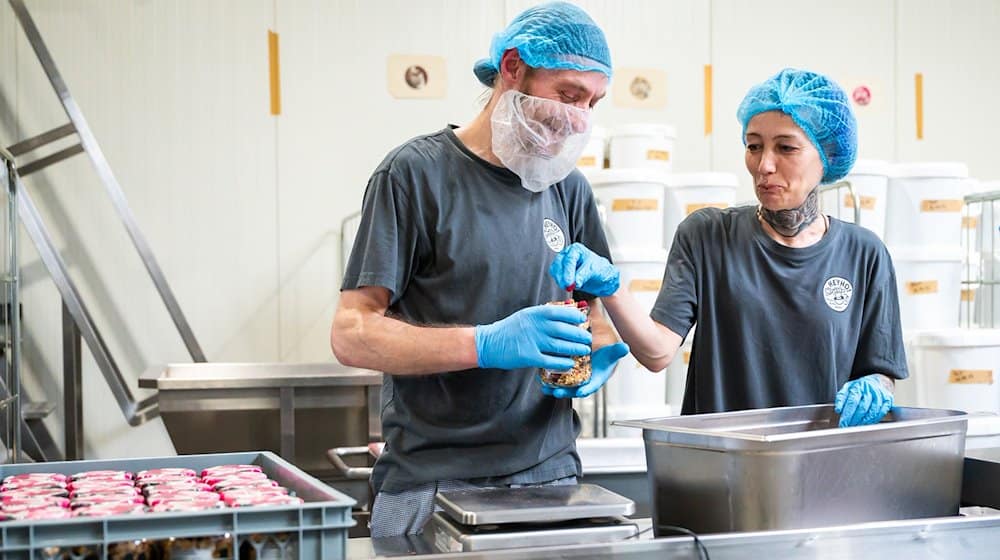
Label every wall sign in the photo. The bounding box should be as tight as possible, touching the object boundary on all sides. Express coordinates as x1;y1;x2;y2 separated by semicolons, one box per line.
387;54;447;99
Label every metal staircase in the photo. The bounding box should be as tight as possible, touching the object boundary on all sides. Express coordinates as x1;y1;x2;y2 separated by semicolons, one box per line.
1;0;207;461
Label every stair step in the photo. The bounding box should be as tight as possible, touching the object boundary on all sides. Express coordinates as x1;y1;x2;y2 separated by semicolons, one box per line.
21;401;55;420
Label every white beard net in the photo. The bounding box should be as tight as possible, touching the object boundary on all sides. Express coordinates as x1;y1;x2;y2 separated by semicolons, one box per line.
490;90;592;192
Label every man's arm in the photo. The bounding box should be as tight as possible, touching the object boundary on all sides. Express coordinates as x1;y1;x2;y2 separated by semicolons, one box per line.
331;286;478;375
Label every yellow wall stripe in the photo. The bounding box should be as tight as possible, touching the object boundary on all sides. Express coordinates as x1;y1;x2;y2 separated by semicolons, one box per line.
268;30;281;116
914;72;923;140
703;64;713;136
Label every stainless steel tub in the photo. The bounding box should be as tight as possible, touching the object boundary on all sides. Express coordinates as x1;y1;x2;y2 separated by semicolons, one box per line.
615;405;967;535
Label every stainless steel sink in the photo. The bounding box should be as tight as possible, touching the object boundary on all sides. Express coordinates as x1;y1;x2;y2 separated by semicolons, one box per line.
139;362;382;481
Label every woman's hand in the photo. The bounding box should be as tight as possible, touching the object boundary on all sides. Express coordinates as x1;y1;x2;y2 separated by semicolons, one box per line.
834;374;894;427
549;243;620;296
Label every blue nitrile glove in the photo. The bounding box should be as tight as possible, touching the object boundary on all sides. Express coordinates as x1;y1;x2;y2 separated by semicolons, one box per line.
549;243;620;297
834;374;894;428
541;342;630;399
475;305;592;371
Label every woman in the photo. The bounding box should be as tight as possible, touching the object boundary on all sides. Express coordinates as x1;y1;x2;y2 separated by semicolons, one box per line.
548;68;907;427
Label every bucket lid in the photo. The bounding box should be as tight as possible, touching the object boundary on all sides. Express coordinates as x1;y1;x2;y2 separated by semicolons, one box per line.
611;123;677;139
888;245;964;263
666;172;740;189
848;159;893;177
588;168;672;187
913;328;1000;347
892;162;970;179
611;247;668;263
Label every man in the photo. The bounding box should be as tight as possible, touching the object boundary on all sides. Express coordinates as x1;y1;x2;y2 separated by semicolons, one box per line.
331;2;629;537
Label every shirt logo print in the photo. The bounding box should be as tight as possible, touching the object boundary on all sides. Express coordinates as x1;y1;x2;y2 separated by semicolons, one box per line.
542;218;566;252
823;277;853;312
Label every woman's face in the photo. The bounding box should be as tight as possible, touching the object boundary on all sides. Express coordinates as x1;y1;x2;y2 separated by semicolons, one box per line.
744;111;824;210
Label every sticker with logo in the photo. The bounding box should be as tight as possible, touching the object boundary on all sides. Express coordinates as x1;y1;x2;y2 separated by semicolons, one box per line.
542;218;566;252
823;277;853;312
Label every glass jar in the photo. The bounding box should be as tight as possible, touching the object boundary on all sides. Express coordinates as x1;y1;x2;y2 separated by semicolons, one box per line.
538;299;592;388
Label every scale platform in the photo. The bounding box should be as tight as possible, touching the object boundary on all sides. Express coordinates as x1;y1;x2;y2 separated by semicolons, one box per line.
429;484;638;552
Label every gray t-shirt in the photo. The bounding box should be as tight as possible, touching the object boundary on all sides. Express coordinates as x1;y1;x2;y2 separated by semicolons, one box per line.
342;127;610;494
651;205;908;415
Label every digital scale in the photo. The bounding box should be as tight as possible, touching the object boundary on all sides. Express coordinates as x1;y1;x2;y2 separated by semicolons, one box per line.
427;484;638;552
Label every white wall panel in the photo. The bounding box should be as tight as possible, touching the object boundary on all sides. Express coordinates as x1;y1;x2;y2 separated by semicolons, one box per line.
711;0;896;201
276;0;505;361
896;0;1000;181
506;0;712;172
4;0;276;458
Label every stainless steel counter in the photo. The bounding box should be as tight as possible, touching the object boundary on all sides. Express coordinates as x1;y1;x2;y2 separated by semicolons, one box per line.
345;446;1000;559
348;510;1000;559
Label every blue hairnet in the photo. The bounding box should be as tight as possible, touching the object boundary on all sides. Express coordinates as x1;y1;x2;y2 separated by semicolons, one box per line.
737;68;857;184
473;2;612;87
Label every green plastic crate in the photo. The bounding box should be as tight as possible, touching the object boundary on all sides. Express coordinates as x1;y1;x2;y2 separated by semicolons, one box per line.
0;451;355;559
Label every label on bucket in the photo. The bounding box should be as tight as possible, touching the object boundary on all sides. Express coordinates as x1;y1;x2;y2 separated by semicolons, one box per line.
577;155;598;167
629;279;662;292
949;369;994;384
686;202;728;215
905;280;939;295
963;216;979;229
612;198;659;211
920;199;963;213
843;195;877;210
646;149;671;162
962;289;976;302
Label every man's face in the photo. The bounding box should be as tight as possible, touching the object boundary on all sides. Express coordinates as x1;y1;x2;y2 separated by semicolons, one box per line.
512;68;608;156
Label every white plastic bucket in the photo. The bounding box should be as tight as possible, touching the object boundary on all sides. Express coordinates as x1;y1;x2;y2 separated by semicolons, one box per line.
663;173;738;248
606;402;671;438
612;247;667;314
820;160;891;239
909;329;1000;413
890;246;962;330
589;169;669;249
608;123;676;171
893;329;920;407
885;162;970;248
664;331;693;414
576;125;607;172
